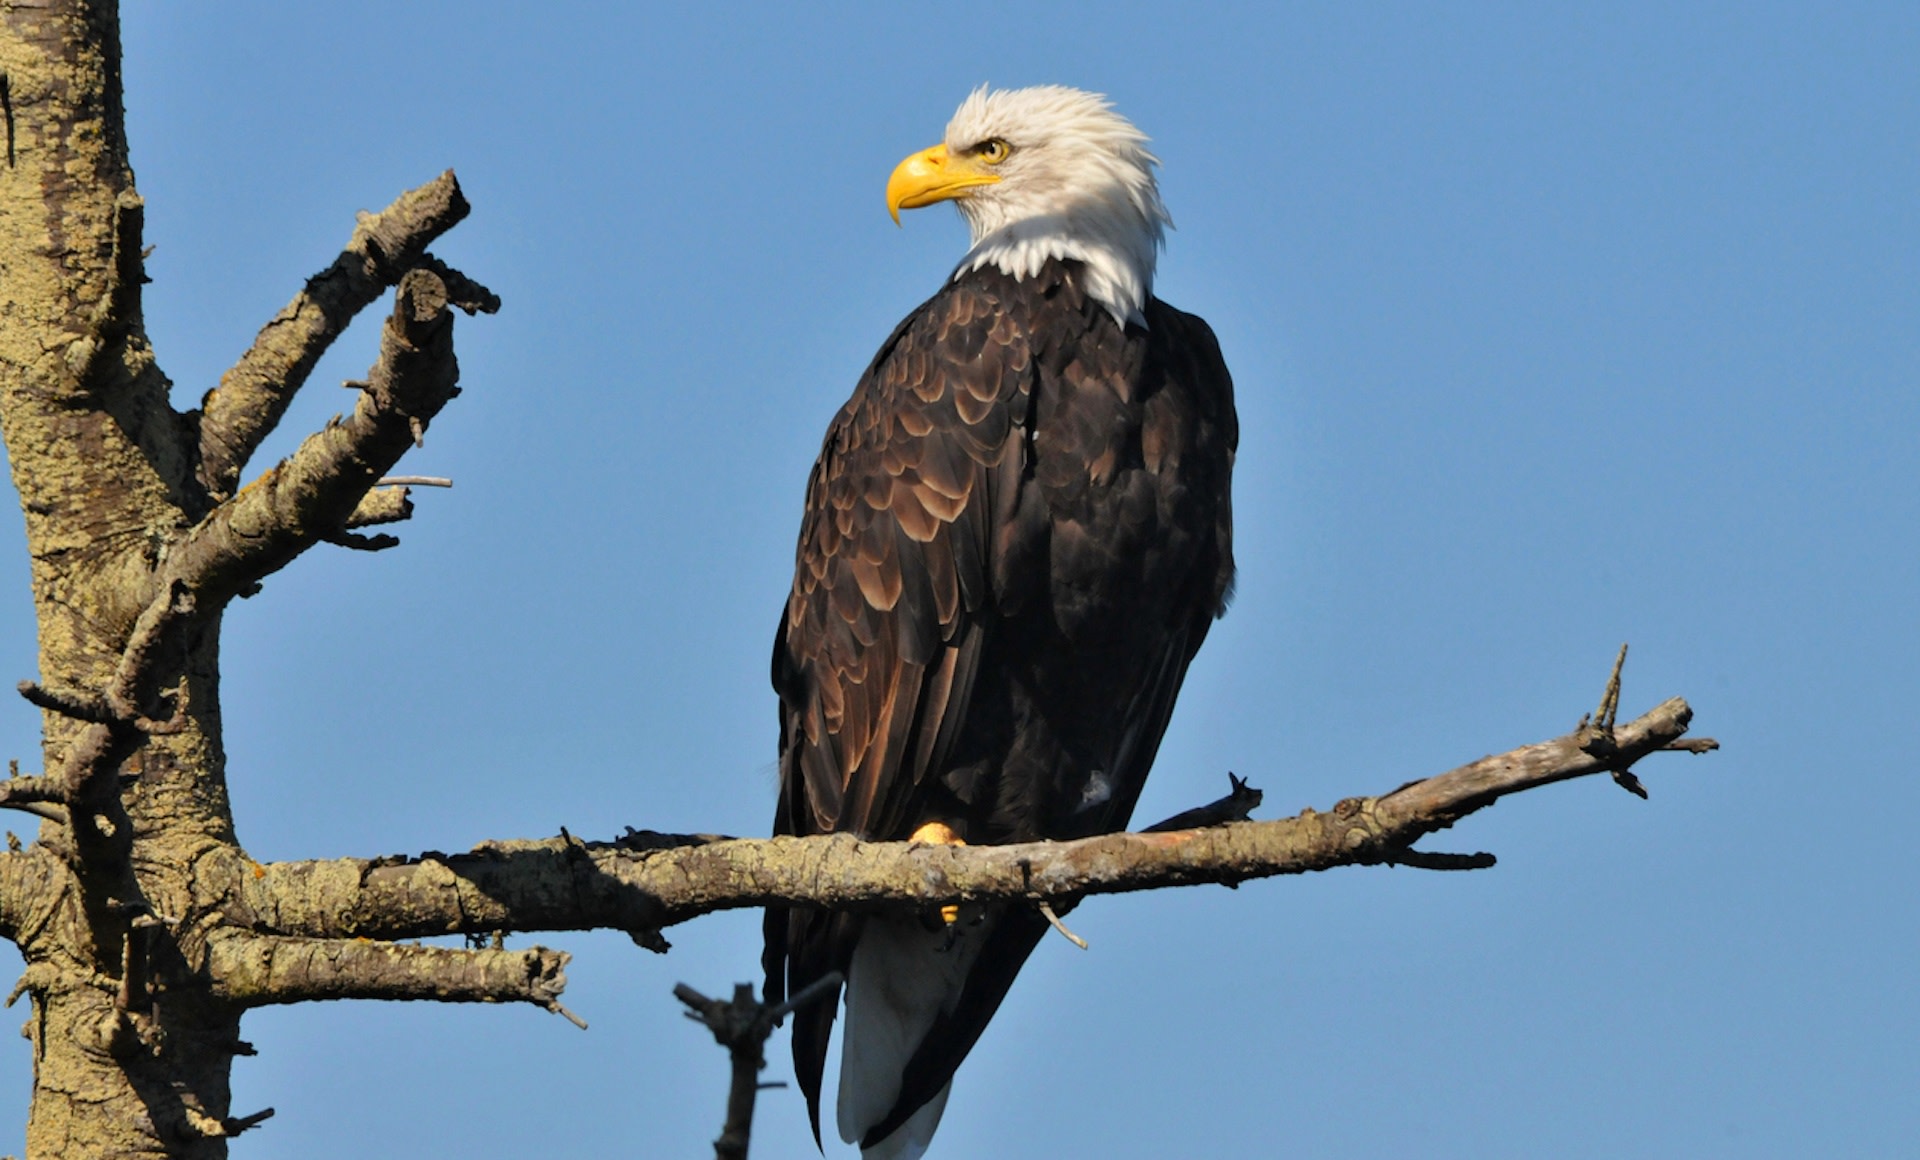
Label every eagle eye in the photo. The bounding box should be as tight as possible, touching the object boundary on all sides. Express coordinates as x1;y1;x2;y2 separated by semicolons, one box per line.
974;138;1012;164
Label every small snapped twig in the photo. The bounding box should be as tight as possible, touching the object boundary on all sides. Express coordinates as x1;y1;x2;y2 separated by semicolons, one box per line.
545;1000;589;1031
1381;847;1497;871
183;1104;275;1140
320;530;400;553
1036;899;1089;950
1595;643;1629;733
345;486;413;530
221;1108;275;1137
115;918;159;1014
1144;771;1263;832
1662;738;1720;754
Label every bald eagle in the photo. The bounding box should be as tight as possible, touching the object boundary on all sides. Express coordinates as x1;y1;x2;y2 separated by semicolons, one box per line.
764;86;1237;1159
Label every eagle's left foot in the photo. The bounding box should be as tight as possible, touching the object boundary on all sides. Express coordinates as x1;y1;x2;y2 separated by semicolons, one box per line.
908;821;966;927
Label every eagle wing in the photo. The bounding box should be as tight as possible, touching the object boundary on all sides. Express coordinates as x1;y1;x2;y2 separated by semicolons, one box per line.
765;268;1238;1148
764;274;1038;1137
867;295;1237;1147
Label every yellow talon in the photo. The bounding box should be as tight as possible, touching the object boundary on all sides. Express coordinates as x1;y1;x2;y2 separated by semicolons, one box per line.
908;822;966;926
909;820;964;846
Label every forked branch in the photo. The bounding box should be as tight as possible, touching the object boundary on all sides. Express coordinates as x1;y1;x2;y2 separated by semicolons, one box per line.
196;171;478;497
676;973;842;1160
166;267;481;609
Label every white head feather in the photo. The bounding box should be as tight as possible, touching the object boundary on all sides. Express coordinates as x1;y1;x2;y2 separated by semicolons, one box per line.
941;86;1171;327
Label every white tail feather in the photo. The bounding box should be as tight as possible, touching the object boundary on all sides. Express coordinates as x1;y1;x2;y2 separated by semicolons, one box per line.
837;912;991;1152
860;1082;951;1160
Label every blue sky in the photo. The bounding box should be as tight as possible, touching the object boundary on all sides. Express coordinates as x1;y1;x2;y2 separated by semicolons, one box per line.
0;3;1914;1156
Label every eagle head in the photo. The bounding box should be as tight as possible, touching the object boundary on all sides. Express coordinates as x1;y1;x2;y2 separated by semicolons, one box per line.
886;85;1172;327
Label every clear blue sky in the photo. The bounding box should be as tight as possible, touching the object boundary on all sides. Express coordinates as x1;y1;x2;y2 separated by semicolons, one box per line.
0;3;1914;1156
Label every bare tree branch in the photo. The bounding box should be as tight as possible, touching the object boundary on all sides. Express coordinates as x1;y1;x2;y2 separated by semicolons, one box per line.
196;171;472;497
238;697;1712;944
205;931;572;1016
676;973;843;1160
0;775;71;811
165;268;474;610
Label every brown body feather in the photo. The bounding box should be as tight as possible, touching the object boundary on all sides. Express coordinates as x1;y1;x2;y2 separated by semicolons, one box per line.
764;257;1236;1146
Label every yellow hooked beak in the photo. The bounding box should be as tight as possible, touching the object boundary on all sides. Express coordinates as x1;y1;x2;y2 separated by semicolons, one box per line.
886;144;1001;224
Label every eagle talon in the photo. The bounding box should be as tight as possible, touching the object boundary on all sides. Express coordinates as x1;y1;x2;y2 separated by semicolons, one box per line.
908;820;965;847
919;902;964;936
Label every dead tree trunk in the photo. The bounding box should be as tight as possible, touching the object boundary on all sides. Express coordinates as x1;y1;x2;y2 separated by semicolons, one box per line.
0;6;1713;1158
0;4;495;1153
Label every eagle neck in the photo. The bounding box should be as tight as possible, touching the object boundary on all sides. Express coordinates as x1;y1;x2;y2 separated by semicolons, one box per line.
953;218;1158;329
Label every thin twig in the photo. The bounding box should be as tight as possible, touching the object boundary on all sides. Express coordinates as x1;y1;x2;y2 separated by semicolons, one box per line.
221;1108;275;1137
1036;899;1089;950
1595;642;1628;733
1381;847;1497;871
1662;738;1720;753
545;1001;589;1030
1581;644;1648;798
765;971;843;1025
1143;771;1263;832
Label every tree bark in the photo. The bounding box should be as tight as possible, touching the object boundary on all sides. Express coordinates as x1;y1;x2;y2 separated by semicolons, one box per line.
0;6;1716;1158
0;5;487;1153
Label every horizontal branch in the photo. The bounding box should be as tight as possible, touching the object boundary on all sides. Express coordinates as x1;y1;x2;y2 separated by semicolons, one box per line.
0;773;71;808
238;698;1712;943
196;171;471;497
162;269;470;608
204;931;571;1015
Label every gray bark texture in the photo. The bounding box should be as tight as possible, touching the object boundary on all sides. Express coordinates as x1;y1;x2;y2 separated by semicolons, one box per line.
0;5;1714;1157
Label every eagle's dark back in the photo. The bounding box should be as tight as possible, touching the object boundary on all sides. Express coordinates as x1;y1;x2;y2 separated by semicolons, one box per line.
765;255;1235;1149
